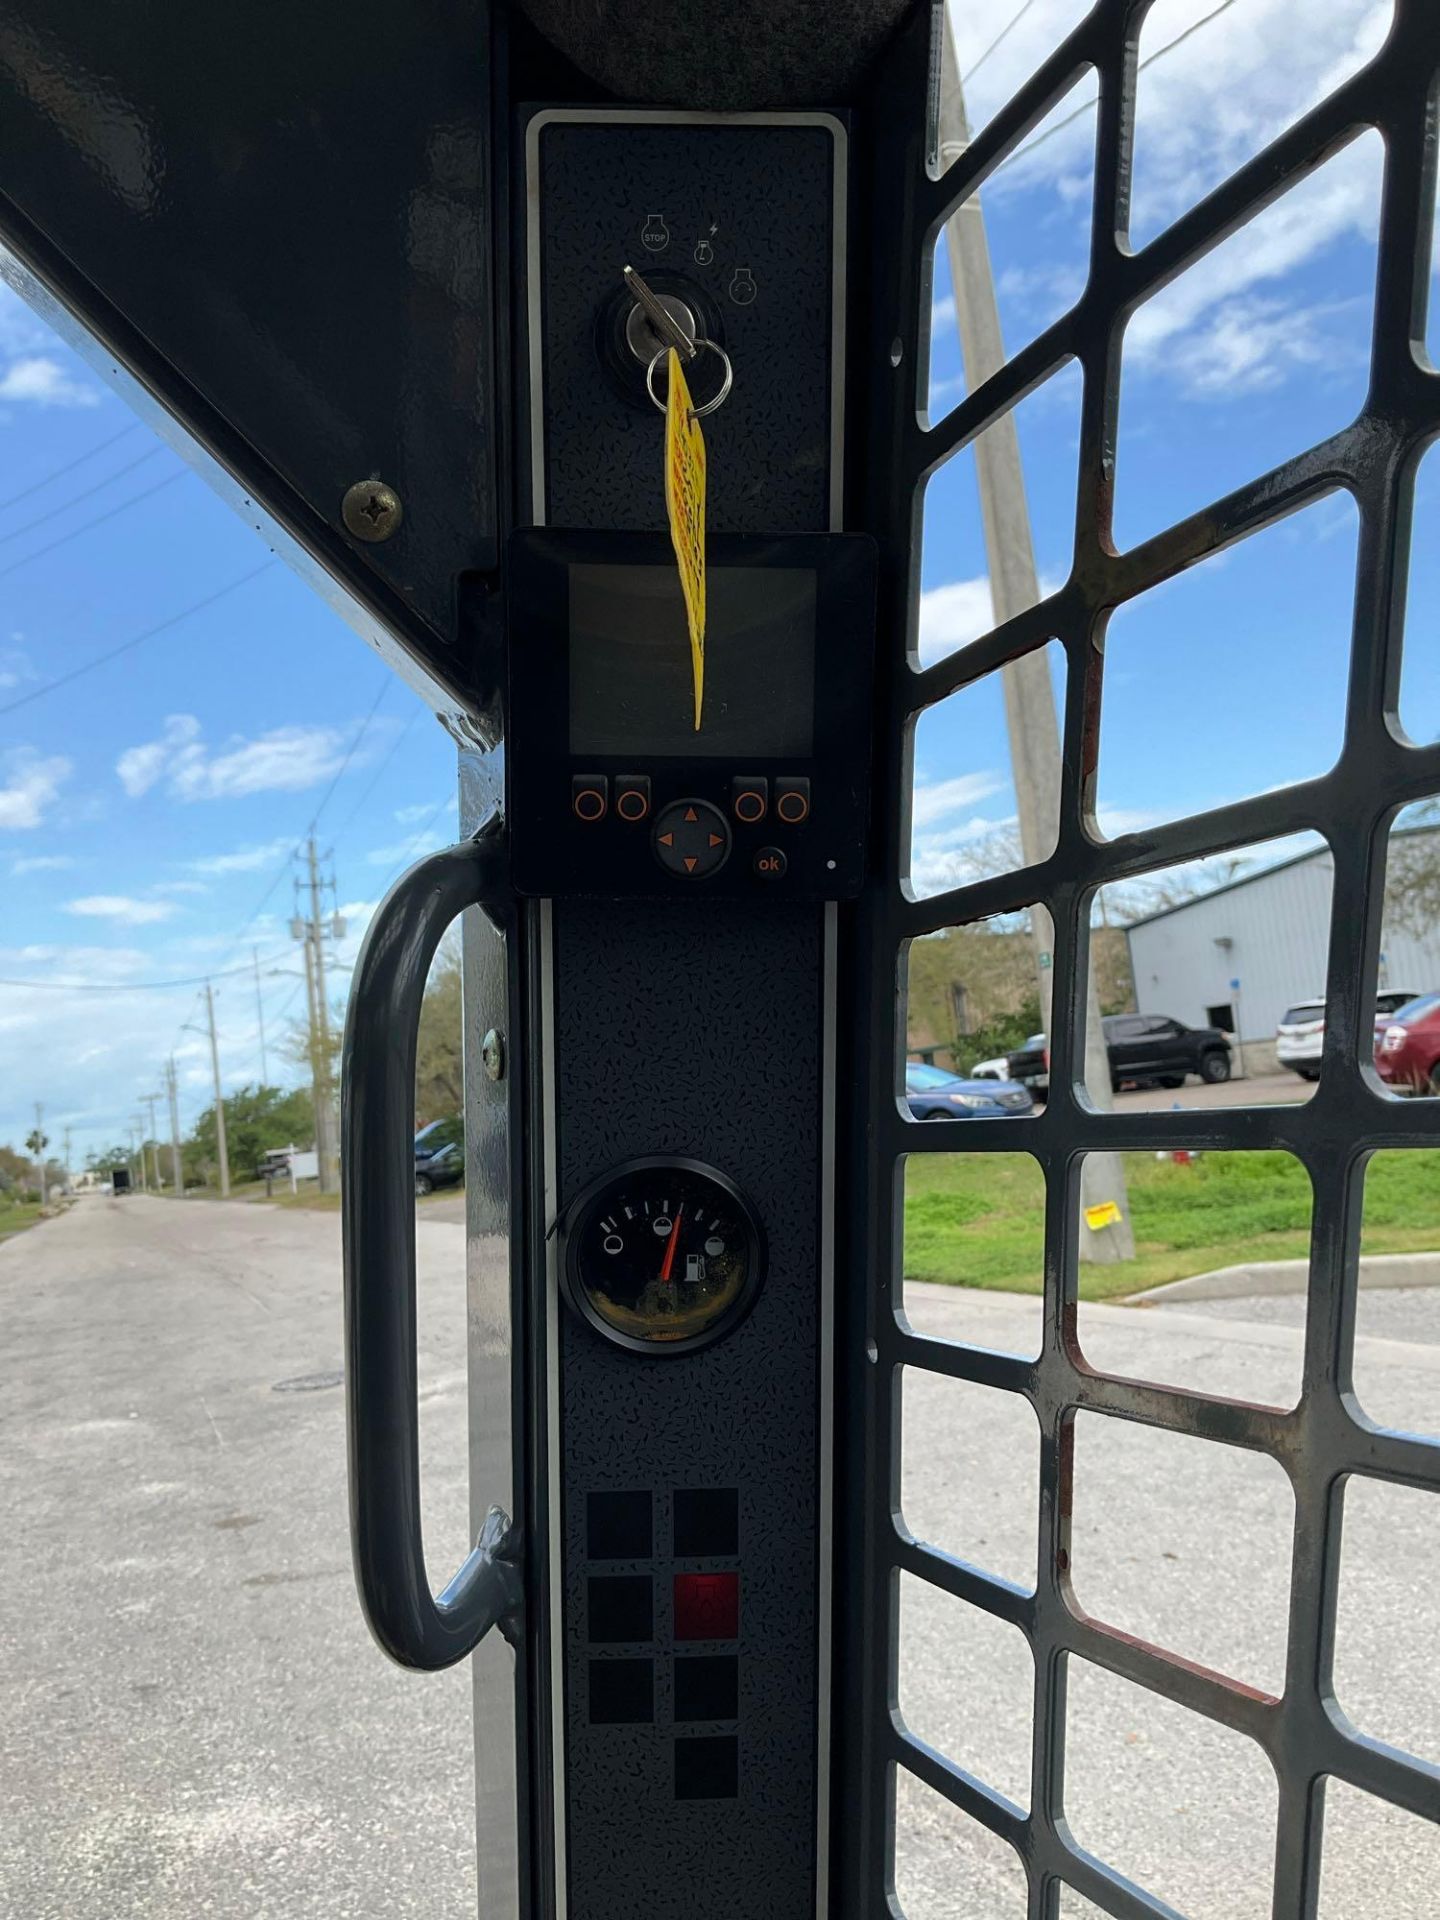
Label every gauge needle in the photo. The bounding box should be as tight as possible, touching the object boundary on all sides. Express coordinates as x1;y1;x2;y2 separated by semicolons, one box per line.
659;1206;684;1284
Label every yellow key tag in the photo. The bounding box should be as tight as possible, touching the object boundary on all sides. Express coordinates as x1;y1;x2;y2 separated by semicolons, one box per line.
663;347;706;731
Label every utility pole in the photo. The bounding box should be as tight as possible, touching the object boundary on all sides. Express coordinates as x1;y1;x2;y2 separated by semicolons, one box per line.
292;837;341;1193
62;1125;72;1196
129;1115;148;1192
253;946;269;1086
142;1091;163;1191
200;982;231;1197
165;1056;184;1197
938;21;1133;1263
307;838;339;1193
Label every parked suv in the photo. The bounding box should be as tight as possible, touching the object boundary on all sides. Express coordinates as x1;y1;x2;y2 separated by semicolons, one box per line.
1006;1014;1232;1098
1278;989;1419;1079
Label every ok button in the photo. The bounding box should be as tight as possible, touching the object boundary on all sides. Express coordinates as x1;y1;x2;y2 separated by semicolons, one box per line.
653;799;730;878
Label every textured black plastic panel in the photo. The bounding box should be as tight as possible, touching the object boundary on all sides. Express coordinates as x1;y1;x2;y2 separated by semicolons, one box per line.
529;114;842;532
553;897;824;1919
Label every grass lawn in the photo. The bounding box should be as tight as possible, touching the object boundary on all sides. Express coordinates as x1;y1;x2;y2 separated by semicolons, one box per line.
0;1197;45;1243
903;1147;1440;1302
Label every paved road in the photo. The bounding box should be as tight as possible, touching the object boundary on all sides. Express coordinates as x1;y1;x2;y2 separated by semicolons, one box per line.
1109;1068;1306;1114
901;1285;1440;1919
0;1196;474;1920
4;1201;1436;1917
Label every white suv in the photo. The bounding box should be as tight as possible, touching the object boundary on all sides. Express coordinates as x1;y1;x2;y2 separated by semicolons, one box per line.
1276;990;1419;1079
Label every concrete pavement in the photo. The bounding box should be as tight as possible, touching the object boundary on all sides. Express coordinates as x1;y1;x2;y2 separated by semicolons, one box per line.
0;1195;474;1920
900;1284;1440;1920
3;1199;1436;1917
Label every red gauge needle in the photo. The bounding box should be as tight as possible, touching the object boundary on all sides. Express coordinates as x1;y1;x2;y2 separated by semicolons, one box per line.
659;1206;684;1284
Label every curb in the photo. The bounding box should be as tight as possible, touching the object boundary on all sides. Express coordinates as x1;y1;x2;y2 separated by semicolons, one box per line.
1132;1250;1440;1304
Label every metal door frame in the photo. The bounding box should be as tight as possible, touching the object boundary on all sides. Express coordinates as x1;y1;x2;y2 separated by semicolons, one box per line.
842;1;1440;1912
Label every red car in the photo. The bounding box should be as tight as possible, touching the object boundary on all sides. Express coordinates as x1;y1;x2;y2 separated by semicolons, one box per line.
1375;993;1440;1096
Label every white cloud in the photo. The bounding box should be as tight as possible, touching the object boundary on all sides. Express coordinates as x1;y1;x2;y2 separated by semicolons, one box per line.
0;642;33;691
1093;805;1167;840
10;853;74;876
151;880;209;897
917;576;995;667
65;895;177;927
1125;138;1382;376
116;714;198;798
0;354;98;408
117;713;354;803
947;0;1390;398
0;749;72;830
187;837;295;876
393;802;438;825
910;771;1006;829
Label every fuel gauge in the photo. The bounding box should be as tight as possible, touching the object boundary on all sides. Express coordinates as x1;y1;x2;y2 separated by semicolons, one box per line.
560;1156;764;1354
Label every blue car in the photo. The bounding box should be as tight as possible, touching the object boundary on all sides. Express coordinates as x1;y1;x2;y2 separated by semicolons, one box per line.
905;1061;1034;1120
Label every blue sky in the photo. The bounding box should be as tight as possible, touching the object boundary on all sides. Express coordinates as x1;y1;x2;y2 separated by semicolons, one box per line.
0;0;1432;1162
0;313;459;1161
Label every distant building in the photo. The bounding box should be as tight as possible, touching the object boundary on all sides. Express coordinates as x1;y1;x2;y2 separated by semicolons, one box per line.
1124;830;1440;1070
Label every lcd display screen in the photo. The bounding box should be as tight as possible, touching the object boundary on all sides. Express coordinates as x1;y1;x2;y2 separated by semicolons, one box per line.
568;564;817;758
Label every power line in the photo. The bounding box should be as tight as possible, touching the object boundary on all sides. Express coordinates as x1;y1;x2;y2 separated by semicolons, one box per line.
0;422;143;514
0;950;291;992
0;446;165;548
307;671;392;833
1006;0;1239;165
0;559;276;718
328;703;424;846
220;852;301;965
0;469;186;581
962;0;1041;86
401;790;459;847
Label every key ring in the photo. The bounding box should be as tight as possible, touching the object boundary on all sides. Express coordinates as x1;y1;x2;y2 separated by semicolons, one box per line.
646;338;733;419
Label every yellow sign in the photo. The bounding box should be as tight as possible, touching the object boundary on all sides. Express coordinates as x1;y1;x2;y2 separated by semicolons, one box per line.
663;347;706;730
1083;1200;1123;1231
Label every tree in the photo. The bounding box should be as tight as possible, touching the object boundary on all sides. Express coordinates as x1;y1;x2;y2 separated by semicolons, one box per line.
25;1125;48;1206
0;1143;35;1198
1382;807;1440;945
190;1084;316;1184
415;933;463;1124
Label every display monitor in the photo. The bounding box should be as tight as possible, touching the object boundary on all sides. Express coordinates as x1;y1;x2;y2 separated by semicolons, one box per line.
567;563;817;759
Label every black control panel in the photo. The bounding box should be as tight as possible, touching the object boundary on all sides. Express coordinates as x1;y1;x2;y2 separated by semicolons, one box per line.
507;528;877;899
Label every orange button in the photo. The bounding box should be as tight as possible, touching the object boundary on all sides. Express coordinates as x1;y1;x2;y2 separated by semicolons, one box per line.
615;776;651;822
572;777;607;822
775;778;810;825
731;776;768;823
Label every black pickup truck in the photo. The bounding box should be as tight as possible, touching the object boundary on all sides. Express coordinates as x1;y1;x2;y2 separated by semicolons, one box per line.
1007;1014;1233;1100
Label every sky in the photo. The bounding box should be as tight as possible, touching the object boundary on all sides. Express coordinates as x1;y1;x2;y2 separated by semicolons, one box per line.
0;0;1433;1164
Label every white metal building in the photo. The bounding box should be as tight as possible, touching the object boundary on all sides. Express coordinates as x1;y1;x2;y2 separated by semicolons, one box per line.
1124;832;1440;1062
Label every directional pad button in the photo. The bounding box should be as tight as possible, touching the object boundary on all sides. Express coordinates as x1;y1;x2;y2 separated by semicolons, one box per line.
653;799;731;879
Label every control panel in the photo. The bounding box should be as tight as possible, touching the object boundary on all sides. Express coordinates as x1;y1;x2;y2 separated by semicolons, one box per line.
522;103;847;1920
524;109;846;533
507;527;877;899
